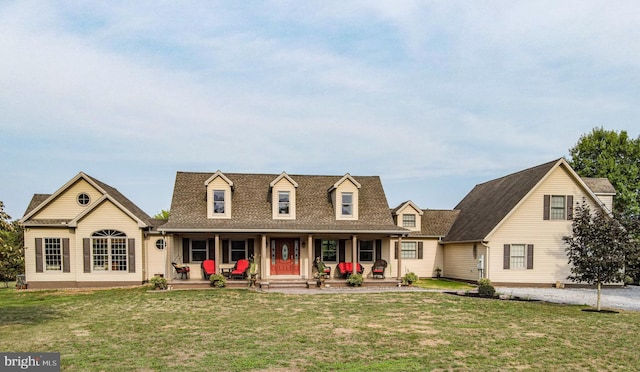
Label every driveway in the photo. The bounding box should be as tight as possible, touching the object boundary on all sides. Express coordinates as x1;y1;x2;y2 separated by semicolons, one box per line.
496;286;640;311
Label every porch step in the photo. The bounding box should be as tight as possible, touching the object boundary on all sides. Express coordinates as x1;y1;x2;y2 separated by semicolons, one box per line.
261;280;308;289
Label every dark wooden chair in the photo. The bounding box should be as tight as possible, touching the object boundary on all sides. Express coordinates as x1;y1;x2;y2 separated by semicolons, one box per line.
172;262;190;279
371;259;387;279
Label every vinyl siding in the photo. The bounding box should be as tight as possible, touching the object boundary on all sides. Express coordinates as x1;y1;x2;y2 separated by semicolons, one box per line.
333;181;360;220
389;238;442;278
32;179;102;220
443;243;485;282
486;165;601;284
206;177;232;219
394;204;422;232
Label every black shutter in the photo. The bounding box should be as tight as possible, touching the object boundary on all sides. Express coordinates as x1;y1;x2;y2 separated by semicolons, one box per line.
567;195;574;220
503;244;510;269
208;239;215;261
222;239;229;263
418;242;424;259
182;238;190;263
128;239;136;273
247;239;254;259
338;240;346;262
543;195;550;220
375;239;382;261
527;244;534;270
314;239;322;261
394;241;399;259
62;238;70;273
83;238;91;273
35;238;43;273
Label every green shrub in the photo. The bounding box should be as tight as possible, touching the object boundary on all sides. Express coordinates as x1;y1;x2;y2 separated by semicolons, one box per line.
404;272;419;285
346;273;364;287
209;274;226;288
149;276;168;290
478;278;496;297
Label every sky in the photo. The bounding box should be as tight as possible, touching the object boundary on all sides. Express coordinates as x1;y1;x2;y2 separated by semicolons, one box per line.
1;1;640;220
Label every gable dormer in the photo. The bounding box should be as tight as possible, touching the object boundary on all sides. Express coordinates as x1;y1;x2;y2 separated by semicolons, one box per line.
328;174;361;220
270;172;298;220
204;171;233;219
392;201;424;232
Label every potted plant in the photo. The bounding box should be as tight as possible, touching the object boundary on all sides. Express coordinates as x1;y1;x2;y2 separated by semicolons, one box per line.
149;275;168;290
315;258;328;287
403;272;418;285
209;273;226;288
247;259;258;287
346;273;364;287
435;267;442;278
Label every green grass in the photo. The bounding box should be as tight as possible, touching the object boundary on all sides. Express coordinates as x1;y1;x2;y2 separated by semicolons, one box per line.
412;278;476;290
1;286;639;371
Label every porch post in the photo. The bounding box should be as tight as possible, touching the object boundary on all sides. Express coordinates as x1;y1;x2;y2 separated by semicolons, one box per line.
214;234;220;273
397;236;403;280
307;234;313;280
261;234;267;280
352;235;358;275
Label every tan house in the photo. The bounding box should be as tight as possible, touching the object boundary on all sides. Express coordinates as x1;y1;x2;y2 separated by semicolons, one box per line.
20;158;615;289
20;172;166;289
158;171;409;288
441;158;615;286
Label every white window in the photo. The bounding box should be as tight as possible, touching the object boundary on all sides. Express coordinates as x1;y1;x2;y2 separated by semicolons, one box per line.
322;240;337;262
550;195;566;220
213;190;225;214
401;242;417;259
510;244;526;269
359;241;374;262
341;192;353;216
44;238;62;271
92;230;127;271
402;214;416;227
278;191;290;215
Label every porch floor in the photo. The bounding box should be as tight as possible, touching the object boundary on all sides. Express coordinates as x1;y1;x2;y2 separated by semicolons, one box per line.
169;276;401;290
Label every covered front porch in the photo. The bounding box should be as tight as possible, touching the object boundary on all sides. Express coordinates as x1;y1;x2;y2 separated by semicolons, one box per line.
164;232;408;289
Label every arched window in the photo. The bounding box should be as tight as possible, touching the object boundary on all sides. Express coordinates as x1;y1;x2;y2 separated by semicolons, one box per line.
92;230;128;271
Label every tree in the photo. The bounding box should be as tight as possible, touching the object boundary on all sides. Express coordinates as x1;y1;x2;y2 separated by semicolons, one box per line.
0;202;25;287
153;209;170;220
568;127;640;217
564;202;629;311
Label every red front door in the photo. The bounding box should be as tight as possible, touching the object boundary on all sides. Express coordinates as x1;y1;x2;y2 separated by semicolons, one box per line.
270;239;300;275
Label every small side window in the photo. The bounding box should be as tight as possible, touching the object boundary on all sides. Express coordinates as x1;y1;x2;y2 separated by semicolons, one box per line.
77;193;90;206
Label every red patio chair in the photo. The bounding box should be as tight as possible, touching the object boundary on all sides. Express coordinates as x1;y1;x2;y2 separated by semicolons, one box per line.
230;259;250;279
201;259;216;280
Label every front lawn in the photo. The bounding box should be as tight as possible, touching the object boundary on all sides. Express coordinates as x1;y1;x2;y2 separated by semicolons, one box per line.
1;286;638;371
412;278;476;290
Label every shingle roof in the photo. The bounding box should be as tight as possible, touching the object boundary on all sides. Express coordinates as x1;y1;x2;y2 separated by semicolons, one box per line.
84;174;156;227
24;194;51;216
161;172;406;233
582;177;616;194
415;209;460;237
443;159;560;243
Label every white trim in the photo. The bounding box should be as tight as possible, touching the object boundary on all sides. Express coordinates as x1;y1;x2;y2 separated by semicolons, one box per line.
328;173;361;192
68;195;148;228
270;172;298;188
204;170;234;188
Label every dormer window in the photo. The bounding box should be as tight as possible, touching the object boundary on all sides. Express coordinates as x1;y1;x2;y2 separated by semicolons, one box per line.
213;190;225;214
341;192;353;216
271;172;297;220
402;214;416;227
278;191;290;215
330;174;361;220
205;171;233;219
